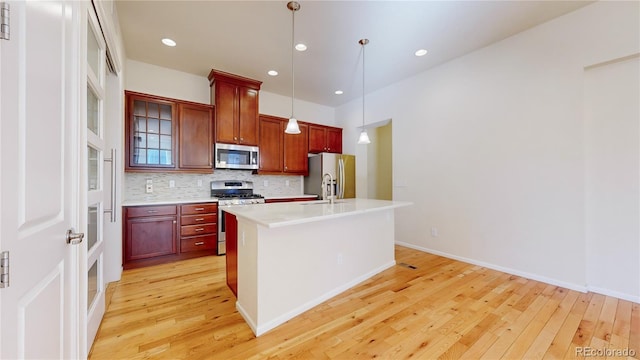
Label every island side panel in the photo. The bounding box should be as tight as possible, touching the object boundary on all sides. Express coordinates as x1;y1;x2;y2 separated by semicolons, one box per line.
235;218;260;334
249;209;396;336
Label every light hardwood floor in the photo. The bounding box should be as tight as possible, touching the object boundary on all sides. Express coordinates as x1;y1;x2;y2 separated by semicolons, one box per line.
89;246;639;359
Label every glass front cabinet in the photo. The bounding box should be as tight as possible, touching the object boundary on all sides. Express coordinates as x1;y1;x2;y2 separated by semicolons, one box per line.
125;91;214;173
126;92;176;170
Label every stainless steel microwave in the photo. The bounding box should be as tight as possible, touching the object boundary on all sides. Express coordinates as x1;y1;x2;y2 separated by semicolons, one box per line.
214;143;259;170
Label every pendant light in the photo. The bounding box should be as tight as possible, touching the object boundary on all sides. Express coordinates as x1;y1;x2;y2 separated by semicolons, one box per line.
285;1;301;134
357;38;371;144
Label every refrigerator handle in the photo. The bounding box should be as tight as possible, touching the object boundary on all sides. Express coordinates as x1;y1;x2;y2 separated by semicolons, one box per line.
339;158;344;199
342;159;346;198
337;159;341;199
341;159;345;198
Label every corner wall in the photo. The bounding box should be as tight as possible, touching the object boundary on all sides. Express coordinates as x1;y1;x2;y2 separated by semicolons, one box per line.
337;1;640;301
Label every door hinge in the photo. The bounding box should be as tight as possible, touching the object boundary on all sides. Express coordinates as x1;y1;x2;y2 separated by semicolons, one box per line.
0;2;9;41
0;251;9;288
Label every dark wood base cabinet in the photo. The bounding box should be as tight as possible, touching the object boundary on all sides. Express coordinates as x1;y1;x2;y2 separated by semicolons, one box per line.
123;203;218;269
225;212;238;296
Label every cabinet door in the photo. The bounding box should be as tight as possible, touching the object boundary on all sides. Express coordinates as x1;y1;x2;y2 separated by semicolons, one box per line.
178;103;213;170
225;213;238;297
125;216;177;261
284;123;309;175
326;128;343;153
238;87;259;145
125;92;176;170
308;125;326;153
258;116;284;172
215;81;238;144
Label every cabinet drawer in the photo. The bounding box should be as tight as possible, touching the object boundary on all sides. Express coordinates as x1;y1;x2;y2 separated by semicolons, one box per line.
180;214;217;226
126;205;177;218
180;223;217;237
181;203;218;215
181;235;216;252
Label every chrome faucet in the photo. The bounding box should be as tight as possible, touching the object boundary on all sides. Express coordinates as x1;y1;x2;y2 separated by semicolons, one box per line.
322;173;335;204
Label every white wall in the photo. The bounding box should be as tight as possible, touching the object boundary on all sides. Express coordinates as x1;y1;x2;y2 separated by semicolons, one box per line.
584;56;639;300
259;91;335;126
337;1;640;301
124;59;335;125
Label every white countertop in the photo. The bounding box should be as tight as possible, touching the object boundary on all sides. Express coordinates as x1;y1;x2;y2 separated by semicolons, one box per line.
122;194;318;207
263;194;318;200
122;198;218;207
222;198;411;228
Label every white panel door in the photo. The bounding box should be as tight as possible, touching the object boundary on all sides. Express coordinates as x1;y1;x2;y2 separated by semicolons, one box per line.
0;1;82;359
85;7;108;354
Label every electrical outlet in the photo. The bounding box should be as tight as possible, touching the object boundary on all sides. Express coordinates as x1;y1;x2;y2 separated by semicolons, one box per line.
337;253;344;265
263;180;269;187
169;180;175;188
145;179;153;193
431;227;439;237
285;180;290;187
197;179;203;187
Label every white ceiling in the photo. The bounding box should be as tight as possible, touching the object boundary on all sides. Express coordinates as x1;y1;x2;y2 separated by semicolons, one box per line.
116;0;593;108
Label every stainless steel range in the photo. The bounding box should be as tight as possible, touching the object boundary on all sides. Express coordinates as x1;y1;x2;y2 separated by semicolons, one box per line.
211;180;265;255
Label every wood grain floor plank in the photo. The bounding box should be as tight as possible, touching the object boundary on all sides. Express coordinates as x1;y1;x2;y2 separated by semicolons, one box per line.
89;246;639;360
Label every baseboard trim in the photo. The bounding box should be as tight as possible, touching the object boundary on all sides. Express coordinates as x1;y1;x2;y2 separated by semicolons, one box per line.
248;260;396;336
395;241;589;293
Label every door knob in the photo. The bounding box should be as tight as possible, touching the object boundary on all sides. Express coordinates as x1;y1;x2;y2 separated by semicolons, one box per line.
66;228;85;245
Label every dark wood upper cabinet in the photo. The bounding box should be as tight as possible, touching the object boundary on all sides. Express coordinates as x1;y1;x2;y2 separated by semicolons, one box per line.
308;124;342;154
258;115;308;176
284;122;309;175
125;91;214;173
208;70;262;146
258;115;284;173
178;103;213;170
125;92;177;171
326;127;343;153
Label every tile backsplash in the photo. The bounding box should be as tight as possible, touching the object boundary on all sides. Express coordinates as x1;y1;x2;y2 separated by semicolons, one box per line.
125;170;303;201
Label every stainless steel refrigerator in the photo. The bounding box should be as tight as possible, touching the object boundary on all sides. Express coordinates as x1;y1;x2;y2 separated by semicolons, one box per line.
304;153;356;199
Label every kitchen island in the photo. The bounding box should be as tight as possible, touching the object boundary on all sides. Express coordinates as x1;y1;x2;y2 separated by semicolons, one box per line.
222;198;411;336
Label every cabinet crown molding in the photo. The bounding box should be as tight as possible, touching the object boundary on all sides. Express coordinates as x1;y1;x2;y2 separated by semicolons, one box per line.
208;69;262;90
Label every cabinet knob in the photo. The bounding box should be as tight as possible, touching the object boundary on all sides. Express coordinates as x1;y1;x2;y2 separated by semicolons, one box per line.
194;242;205;246
234;137;238;140
195;228;204;232
195;208;205;211
195;218;204;221
173;220;177;224
240;137;244;141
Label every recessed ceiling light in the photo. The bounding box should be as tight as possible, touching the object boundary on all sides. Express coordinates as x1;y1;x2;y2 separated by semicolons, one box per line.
161;38;176;47
415;49;428;57
267;70;278;76
295;43;307;51
334;90;343;95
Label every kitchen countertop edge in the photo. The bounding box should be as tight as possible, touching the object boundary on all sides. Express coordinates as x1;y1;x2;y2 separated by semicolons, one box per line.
122;198;219;207
263;194;318;200
223;198;412;228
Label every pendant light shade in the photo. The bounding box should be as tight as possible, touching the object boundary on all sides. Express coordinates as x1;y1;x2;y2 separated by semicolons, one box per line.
285;1;301;134
285;117;300;133
358;130;371;144
357;38;371;145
